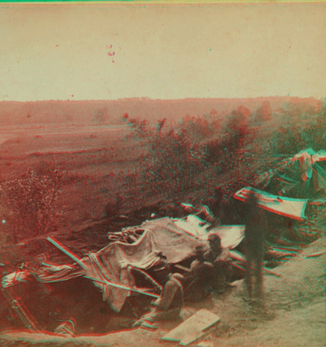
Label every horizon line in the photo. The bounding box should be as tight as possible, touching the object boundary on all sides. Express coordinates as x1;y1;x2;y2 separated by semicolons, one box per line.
1;1;325;5
1;95;324;103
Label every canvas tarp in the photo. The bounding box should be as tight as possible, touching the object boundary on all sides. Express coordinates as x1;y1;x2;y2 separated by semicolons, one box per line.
173;215;245;249
0;215;262;311
210;225;245;249
1;217;207;312
173;215;210;239
312;150;326;163
233;186;308;220
134;217;207;263
312;163;326;192
80;217;207;311
253;160;302;196
37;264;84;283
292;149;314;182
253;149;326;198
1;270;31;288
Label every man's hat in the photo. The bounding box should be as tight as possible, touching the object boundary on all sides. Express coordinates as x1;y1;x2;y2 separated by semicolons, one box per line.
154;251;167;259
208;233;221;243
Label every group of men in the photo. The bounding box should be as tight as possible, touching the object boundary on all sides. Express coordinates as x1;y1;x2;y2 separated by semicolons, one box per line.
133;189;267;328
133;234;232;328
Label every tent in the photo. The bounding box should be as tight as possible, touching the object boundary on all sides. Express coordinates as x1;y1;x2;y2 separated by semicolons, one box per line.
233;150;326;239
252;148;326;198
2;216;247;313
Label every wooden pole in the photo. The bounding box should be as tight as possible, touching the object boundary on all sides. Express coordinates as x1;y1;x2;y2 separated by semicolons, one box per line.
47;237;86;269
84;276;159;298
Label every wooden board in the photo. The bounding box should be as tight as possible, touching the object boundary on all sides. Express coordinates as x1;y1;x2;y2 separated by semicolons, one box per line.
161;309;220;346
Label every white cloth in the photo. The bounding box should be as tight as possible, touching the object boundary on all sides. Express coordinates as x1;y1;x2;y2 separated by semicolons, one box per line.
234;187;308;220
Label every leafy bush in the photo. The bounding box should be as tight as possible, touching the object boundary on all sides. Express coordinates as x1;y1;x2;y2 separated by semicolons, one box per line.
124;115;205;194
253;101;272;123
201;137;232;171
0;162;75;240
270;101;326;156
223;108;253;155
142;126;204;193
178;114;220;142
104;193;123;218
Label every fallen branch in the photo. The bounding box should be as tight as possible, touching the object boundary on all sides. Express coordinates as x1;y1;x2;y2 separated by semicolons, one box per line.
231;261;281;277
304;251;326;258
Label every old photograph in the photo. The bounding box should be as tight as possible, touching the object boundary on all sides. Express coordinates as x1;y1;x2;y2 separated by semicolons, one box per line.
0;3;325;346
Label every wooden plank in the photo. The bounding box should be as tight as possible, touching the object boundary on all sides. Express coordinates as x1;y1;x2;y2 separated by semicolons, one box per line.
231;261;281;277
174;264;191;273
162;309;220;346
229;249;246;262
304;251;326;258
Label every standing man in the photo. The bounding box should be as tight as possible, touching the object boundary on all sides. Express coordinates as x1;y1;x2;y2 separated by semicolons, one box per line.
207;188;236;227
244;192;267;301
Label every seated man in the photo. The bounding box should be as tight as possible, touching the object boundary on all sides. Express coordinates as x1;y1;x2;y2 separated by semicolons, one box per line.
133;271;184;328
146;251;171;286
183;245;214;302
204;234;232;293
275;218;301;243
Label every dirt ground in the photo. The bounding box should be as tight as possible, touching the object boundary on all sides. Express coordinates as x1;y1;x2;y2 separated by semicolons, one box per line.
1;236;325;347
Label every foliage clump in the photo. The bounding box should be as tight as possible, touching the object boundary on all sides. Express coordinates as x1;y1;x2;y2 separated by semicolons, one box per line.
125;116;204;193
0;162;76;241
270;101;326;156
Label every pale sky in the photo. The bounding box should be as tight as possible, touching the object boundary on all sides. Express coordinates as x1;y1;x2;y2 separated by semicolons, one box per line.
0;4;325;101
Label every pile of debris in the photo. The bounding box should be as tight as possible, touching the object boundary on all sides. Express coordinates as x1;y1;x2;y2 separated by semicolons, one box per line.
0;148;325;344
